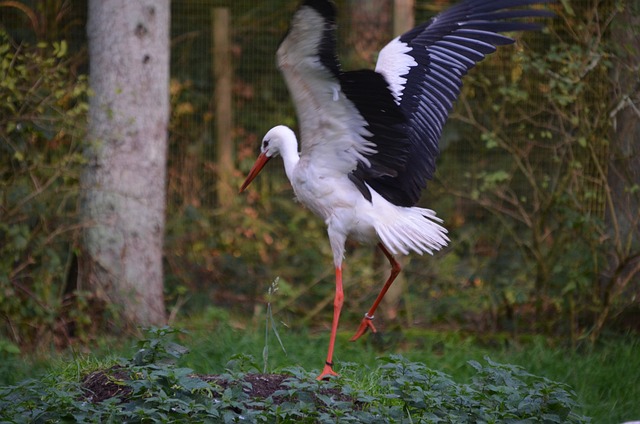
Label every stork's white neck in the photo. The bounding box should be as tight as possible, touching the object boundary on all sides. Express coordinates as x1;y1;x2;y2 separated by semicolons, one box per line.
280;135;300;184
267;125;300;183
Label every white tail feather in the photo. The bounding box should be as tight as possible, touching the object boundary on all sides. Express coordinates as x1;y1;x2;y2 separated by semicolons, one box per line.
376;207;449;256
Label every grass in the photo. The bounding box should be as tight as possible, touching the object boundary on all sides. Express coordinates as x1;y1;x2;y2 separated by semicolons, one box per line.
179;320;640;423
1;312;639;423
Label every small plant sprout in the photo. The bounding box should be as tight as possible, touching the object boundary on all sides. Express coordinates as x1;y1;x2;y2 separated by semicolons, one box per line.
263;277;287;373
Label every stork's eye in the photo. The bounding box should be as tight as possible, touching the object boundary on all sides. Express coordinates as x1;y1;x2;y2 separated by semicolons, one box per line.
262;139;270;149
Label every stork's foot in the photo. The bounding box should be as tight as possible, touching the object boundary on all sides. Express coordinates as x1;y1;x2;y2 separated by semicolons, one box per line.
350;314;377;341
316;362;339;380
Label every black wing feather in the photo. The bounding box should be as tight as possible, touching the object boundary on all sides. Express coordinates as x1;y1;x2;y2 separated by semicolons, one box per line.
283;0;553;207
366;0;554;206
339;70;410;203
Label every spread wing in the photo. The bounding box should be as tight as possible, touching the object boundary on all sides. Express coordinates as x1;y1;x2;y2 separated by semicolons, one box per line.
276;0;409;189
372;0;554;205
276;0;553;206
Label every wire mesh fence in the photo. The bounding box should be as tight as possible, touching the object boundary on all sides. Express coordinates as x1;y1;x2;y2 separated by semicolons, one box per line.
0;0;602;214
2;0;635;340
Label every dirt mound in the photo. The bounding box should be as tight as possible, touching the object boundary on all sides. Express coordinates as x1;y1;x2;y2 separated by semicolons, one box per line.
81;366;355;406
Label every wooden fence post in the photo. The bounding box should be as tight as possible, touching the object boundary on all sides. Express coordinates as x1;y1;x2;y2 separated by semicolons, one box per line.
380;0;416;323
393;0;414;36
212;7;234;208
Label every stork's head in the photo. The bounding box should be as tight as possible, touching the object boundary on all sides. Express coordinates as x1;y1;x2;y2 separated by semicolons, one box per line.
239;125;296;193
261;125;297;158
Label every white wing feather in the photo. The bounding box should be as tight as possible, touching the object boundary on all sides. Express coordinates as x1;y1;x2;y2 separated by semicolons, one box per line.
276;5;376;173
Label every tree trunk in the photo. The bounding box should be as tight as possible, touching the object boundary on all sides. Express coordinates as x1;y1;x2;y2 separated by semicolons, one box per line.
80;0;169;327
609;2;640;239
212;7;234;208
344;0;393;68
345;0;414;322
379;0;415;323
590;0;640;342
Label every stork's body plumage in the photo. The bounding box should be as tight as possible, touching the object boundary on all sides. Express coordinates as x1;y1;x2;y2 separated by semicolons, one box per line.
240;0;553;380
259;125;448;266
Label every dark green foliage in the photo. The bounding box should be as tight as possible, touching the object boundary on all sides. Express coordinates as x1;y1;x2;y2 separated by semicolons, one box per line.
0;29;90;349
374;355;587;423
0;327;589;423
426;1;640;341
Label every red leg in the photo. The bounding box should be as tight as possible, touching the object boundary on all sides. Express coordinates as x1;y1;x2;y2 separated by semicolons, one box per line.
350;243;401;341
317;266;344;380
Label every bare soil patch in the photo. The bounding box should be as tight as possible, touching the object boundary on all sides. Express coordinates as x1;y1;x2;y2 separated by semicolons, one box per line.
81;366;355;406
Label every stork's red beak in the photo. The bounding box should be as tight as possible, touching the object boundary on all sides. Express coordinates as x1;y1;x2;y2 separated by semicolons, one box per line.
239;152;271;193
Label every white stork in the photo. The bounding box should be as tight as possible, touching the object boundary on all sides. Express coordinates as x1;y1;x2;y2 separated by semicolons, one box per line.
240;0;553;380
